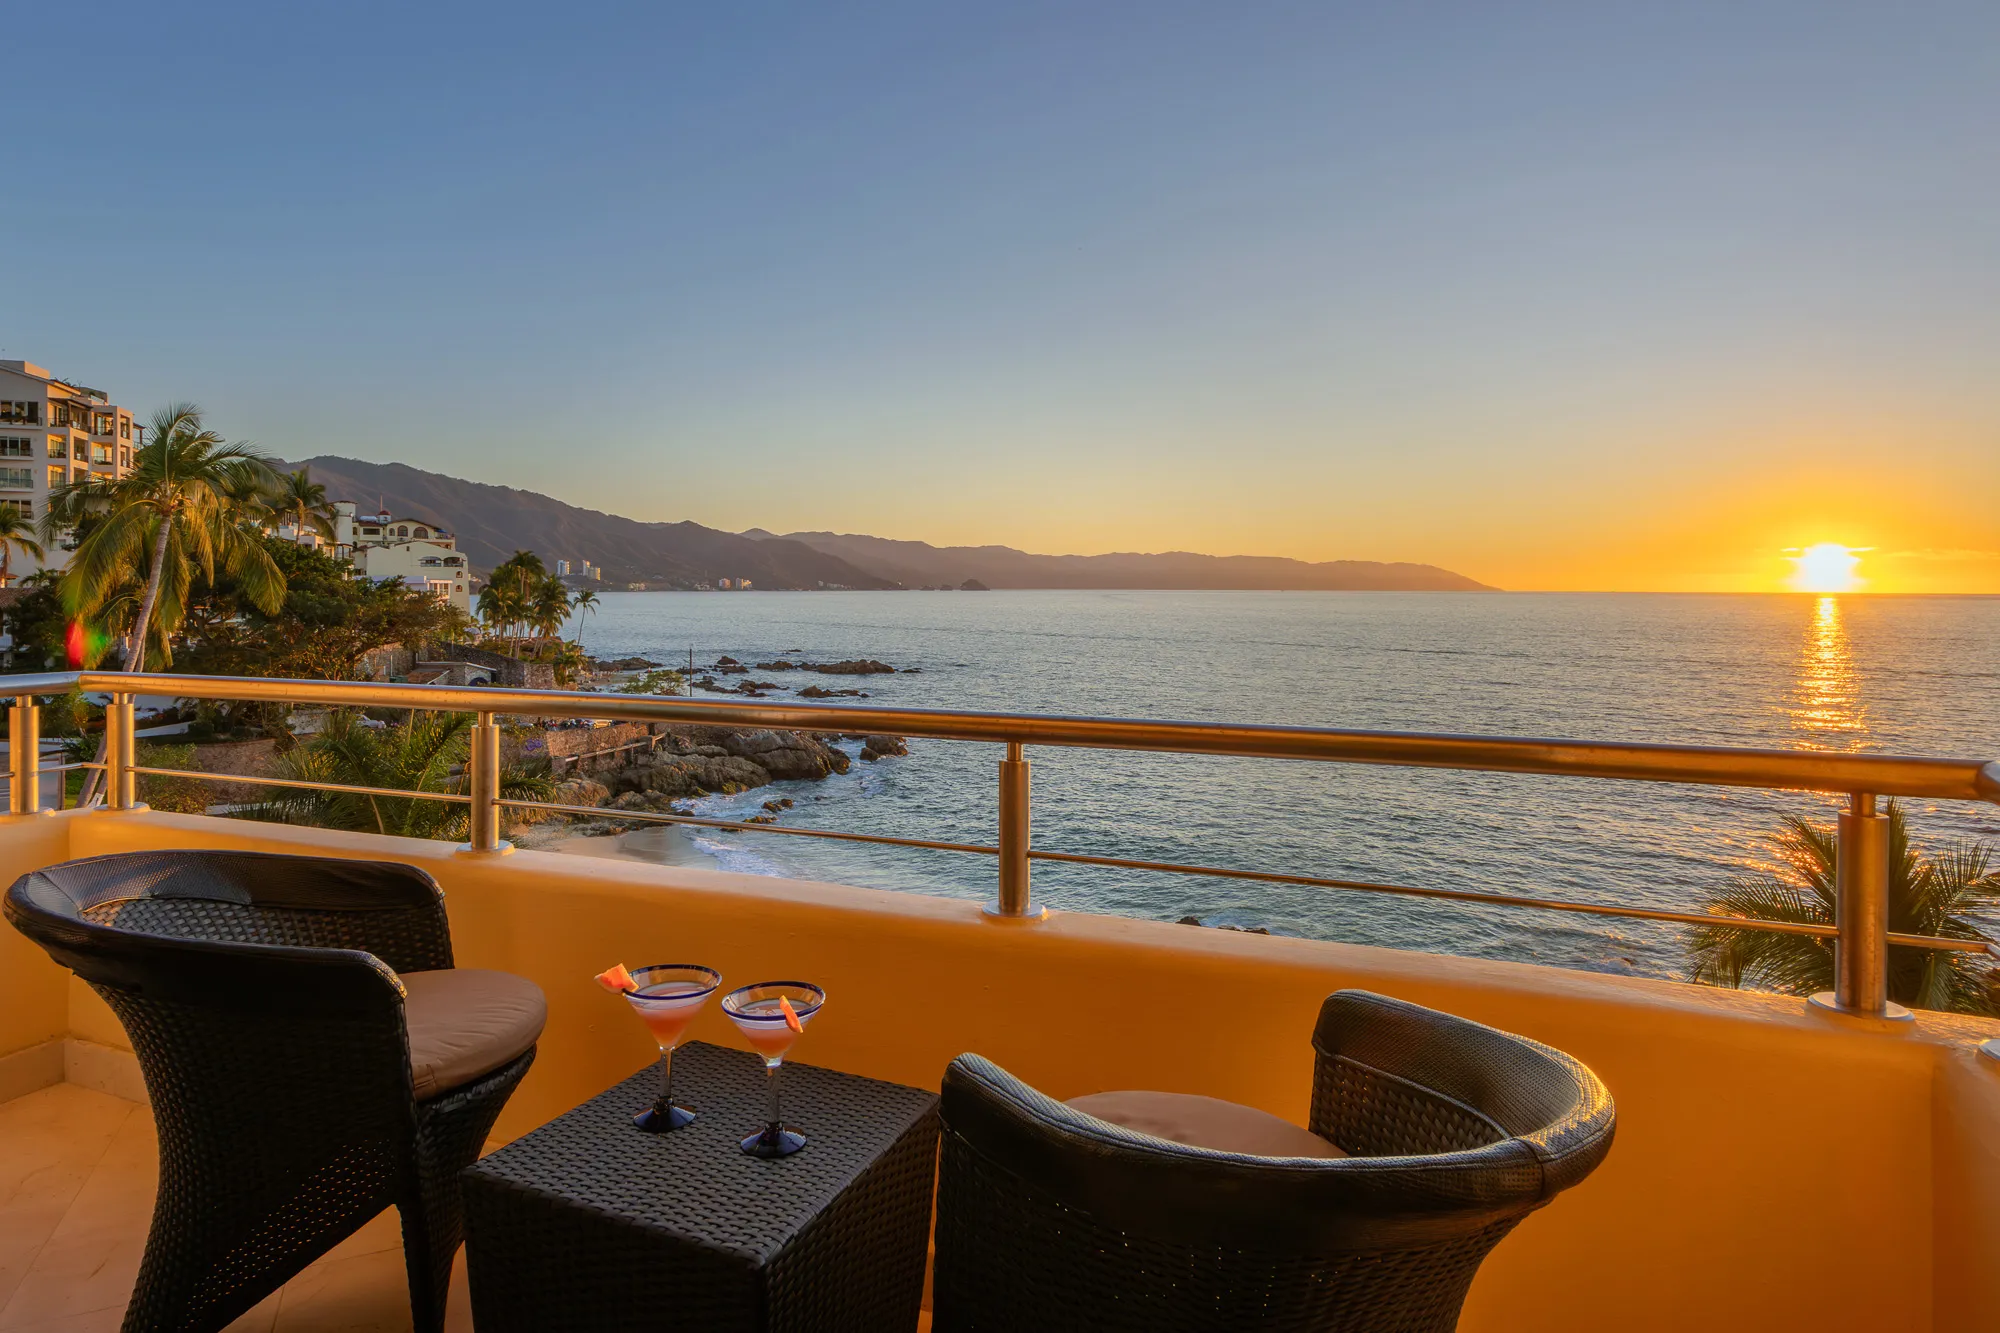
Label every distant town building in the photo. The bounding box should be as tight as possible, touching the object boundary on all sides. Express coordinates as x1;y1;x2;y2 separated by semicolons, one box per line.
323;501;470;612
0;360;142;580
556;559;571;577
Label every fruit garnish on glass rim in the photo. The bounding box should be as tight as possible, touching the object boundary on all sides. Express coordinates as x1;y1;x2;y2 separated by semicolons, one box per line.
595;963;637;994
779;995;804;1033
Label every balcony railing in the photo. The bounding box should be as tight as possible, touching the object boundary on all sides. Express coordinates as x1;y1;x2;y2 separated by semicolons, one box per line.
5;668;1997;1021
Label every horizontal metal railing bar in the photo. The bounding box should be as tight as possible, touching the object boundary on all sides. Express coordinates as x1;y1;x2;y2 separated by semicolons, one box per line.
0;670;1992;802
1021;847;1991;952
125;766;473;804
500;800;1984;953
496;798;1003;855
1;761;92;777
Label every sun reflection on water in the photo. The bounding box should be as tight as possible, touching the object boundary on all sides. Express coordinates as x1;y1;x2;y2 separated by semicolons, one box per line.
1787;595;1868;747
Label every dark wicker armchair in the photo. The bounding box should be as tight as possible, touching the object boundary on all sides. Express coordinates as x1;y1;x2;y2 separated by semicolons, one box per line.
933;989;1616;1332
4;850;543;1333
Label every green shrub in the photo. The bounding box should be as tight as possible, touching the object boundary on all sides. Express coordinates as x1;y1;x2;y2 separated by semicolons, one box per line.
135;743;211;815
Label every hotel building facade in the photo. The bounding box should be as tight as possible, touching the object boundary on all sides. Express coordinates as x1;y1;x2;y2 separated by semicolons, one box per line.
0;360;140;578
327;502;471;612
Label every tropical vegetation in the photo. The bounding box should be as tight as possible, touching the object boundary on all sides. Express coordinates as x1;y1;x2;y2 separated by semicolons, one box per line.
269;468;339;545
41;403;286;673
569;588;599;647
0;506;46;587
620;667;687;695
243;710;553;840
476;549;579;647
31;405;286;801
6;535;467;717
174;537;471;687
1684;801;2000;1014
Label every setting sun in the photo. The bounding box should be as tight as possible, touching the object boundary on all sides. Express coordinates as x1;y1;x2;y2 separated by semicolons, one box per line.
1786;543;1866;593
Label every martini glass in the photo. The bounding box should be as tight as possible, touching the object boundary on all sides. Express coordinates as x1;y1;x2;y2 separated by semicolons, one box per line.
625;964;722;1132
720;981;825;1158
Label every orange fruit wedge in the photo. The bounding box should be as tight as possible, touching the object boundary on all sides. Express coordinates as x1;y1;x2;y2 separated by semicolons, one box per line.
779;995;805;1033
595;963;637;993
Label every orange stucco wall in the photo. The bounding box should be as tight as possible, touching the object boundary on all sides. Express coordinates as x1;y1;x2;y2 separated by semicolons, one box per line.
13;807;2000;1332
0;814;77;1061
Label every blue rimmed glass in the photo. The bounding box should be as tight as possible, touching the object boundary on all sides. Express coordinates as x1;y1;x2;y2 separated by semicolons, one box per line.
624;964;722;1132
719;981;825;1157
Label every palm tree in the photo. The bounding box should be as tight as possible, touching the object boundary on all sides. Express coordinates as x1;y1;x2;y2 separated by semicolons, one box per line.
478;551;554;651
569;588;599;647
272;468;338;547
243;710;552;840
44;404;285;805
1685;801;2000;1014
0;507;46;587
476;580;526;651
43;404;285;673
531;576;572;641
547;639;589;689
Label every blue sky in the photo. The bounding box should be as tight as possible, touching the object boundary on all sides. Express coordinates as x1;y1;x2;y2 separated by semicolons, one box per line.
8;2;1998;589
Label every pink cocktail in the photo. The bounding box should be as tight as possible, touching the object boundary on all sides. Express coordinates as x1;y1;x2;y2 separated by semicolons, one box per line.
623;964;722;1132
720;981;825;1158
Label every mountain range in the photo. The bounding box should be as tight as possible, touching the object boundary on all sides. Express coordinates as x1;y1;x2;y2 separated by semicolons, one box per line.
281;456;1494;592
741;530;1492;591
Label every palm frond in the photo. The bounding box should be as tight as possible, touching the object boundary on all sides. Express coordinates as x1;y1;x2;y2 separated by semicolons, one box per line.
1686;799;1998;1014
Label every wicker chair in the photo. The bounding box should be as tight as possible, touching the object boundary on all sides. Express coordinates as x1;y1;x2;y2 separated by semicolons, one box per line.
4;850;541;1333
933;989;1616;1332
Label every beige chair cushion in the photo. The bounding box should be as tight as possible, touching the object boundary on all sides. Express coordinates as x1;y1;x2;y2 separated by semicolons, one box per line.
1067;1090;1345;1159
400;969;547;1100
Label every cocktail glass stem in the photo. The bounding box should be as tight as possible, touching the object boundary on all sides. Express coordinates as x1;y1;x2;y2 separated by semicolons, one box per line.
763;1058;783;1139
656;1046;675;1116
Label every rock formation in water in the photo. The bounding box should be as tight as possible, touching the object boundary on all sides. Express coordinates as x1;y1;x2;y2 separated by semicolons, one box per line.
595;725;908;812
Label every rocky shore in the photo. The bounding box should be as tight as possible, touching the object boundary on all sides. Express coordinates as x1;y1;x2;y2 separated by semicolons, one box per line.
518;649;919;845
593;652;921;700
538;724;912;823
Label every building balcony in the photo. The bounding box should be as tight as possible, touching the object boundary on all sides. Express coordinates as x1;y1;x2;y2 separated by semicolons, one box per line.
1;673;1997;1331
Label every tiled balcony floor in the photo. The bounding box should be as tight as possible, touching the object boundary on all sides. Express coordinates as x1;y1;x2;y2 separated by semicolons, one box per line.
0;1083;473;1332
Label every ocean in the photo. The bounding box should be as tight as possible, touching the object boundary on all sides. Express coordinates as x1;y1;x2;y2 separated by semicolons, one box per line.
566;590;2000;979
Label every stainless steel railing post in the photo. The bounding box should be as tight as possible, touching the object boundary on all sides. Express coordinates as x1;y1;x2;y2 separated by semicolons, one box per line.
107;694;139;811
9;694;39;815
464;710;512;853
985;740;1045;920
1810;793;1910;1020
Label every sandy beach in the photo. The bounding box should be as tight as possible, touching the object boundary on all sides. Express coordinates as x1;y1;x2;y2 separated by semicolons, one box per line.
533;822;723;870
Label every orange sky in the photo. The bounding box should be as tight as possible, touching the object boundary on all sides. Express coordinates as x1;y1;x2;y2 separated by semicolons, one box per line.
547;402;2000;594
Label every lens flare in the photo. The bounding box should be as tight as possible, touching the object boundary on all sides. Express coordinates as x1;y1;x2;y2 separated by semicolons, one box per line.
64;621;112;668
1785;543;1865;593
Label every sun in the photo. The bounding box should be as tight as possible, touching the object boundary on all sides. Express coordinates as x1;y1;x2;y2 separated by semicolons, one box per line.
1786;543;1866;593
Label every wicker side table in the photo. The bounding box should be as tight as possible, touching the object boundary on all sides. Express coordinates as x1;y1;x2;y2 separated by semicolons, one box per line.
461;1041;939;1332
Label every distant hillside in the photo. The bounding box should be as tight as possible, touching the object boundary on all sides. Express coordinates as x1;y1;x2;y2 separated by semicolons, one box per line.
279;457;894;589
742;529;1495;591
277;456;1493;592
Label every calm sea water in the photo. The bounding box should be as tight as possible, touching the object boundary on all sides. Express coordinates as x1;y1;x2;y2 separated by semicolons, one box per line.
567;591;2000;979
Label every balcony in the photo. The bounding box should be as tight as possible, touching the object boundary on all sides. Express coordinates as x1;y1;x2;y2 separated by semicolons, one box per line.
1;672;1998;1331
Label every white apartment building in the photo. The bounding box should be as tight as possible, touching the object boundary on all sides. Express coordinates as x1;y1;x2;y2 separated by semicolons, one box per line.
324;501;471;612
0;360;140;579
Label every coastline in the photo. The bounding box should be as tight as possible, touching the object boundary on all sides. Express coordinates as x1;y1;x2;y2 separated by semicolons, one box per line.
535;823;725;870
